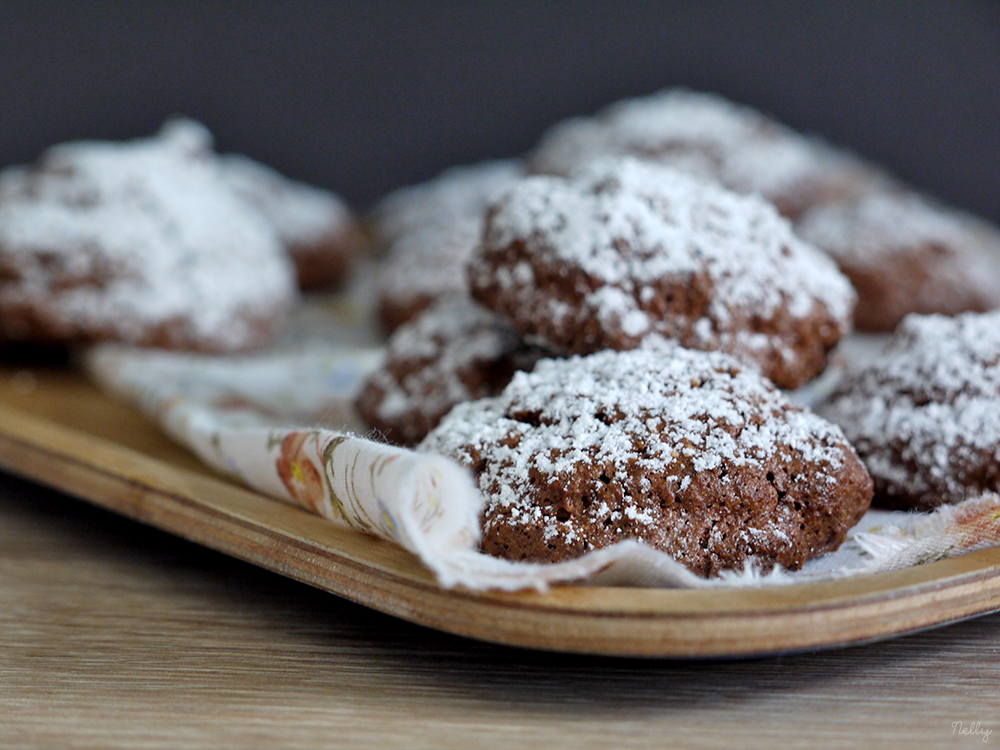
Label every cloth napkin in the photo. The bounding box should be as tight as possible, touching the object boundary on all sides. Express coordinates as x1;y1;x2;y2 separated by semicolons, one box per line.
84;297;1000;591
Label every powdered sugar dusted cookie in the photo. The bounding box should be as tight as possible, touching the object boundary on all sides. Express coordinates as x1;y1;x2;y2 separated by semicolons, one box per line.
371;159;524;332
356;298;550;445
820;311;1000;509
795;192;1000;331
0;120;298;352
421;346;872;575
469;157;855;389
529;88;887;219
370;159;523;247
374;217;483;333
218;153;363;290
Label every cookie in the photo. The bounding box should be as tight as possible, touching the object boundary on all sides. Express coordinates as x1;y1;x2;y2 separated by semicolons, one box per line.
374;217;483;333
0;120;297;352
468;157;855;389
370;159;523;332
355;298;550;446
528;88;888;219
794;192;1000;331
820;311;1000;510
218;153;364;290
421;345;872;575
369;159;523;248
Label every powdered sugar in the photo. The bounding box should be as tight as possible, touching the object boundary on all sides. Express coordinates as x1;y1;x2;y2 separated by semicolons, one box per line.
371;299;523;422
474;156;855;382
820;310;1000;506
375;216;483;313
218;152;355;250
372;160;525;330
356;297;549;445
371;159;524;245
0;119;297;351
794;191;1000;331
422;345;853;550
796;191;1000;265
529;88;883;215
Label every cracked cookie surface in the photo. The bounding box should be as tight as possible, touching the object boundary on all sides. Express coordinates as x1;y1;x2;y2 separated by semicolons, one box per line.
422;345;872;575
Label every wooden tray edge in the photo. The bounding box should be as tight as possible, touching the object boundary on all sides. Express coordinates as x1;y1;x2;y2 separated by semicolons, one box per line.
4;398;1000;658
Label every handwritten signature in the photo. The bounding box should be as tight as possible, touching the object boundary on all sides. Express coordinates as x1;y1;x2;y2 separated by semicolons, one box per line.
953;721;992;743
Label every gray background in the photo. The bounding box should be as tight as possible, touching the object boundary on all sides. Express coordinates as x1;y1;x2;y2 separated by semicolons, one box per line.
1;0;998;220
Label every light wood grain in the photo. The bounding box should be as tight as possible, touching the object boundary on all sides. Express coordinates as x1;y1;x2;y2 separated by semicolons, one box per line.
2;470;999;749
3;363;1000;660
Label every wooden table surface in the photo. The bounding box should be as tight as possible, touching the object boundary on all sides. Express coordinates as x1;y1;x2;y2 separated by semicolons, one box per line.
1;470;998;749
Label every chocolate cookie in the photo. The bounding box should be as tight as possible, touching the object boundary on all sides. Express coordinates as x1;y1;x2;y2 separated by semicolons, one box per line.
528;88;889;219
370;159;523;332
374;217;483;334
218;153;364;290
370;159;523;248
0;120;298;352
421;345;872;575
795;192;1000;331
355;298;550;446
820;311;1000;510
469;157;855;389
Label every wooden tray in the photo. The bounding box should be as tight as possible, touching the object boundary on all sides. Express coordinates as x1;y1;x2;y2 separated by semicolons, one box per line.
3;363;1000;659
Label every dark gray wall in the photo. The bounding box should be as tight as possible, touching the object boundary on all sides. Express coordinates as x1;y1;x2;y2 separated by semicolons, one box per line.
1;1;998;220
